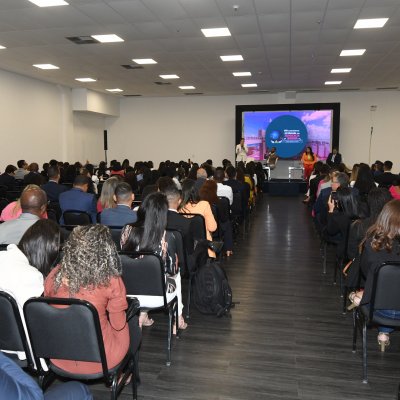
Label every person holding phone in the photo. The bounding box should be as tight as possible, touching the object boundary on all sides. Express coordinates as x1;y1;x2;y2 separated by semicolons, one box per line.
235;138;248;164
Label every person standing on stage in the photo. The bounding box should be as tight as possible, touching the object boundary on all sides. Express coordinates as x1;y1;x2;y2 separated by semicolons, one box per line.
236;138;248;164
301;146;318;182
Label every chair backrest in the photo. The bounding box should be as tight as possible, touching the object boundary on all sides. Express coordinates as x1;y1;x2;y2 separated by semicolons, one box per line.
182;213;207;242
120;252;167;305
23;297;108;375
47;201;62;222
371;262;400;319
108;226;123;251
0;291;34;369
63;210;92;225
166;228;187;275
231;192;243;217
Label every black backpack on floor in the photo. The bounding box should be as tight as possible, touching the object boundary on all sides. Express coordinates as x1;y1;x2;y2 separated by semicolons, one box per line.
193;259;233;317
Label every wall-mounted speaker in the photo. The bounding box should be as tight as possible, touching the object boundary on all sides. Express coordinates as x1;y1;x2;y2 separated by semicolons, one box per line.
103;130;108;151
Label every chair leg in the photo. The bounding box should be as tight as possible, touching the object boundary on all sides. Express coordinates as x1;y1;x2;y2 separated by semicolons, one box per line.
352;309;358;352
175;300;179;339
322;242;327;274
362;319;368;384
166;308;173;366
342;286;348;314
110;375;118;400
131;356;138;400
186;277;192;320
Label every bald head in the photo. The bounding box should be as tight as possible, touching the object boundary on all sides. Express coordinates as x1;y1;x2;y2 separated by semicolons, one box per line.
197;168;207;179
20;188;47;217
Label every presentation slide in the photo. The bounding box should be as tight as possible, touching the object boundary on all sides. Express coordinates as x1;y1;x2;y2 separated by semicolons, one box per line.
242;110;333;161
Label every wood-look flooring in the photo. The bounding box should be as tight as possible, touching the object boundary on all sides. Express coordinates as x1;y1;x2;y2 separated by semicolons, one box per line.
89;196;400;400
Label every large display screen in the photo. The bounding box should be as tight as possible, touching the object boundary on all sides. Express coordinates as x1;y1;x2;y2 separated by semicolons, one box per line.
235;103;340;161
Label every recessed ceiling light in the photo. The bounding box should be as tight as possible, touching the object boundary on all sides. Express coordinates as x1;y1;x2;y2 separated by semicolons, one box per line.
132;58;157;65
201;27;231;37
354;18;388;29
331;68;352;73
159;74;180;79
106;88;123;93
33;64;59;70
220;55;243;62
179;86;196;90
0;45;6;50
28;0;68;6
91;34;124;43
340;49;366;56
325;81;342;85
75;77;97;82
241;83;258;88
233;72;251;77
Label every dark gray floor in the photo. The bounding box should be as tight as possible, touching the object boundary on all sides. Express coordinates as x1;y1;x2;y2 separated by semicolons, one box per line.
91;195;400;400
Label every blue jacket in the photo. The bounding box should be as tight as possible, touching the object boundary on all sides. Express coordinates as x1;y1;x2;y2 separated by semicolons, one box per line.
41;181;68;202
100;204;137;227
59;187;97;224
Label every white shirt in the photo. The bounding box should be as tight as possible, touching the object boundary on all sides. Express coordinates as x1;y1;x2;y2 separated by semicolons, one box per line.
217;182;233;205
236;143;248;162
0;244;44;365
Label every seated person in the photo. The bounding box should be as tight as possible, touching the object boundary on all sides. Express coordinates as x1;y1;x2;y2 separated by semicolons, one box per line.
41;165;68;202
350;200;400;352
0;352;93;400
23;163;45;186
100;182;137;226
0;220;60;367
59;175;97;224
374;160;398;188
265;147;278;169
44;225;141;374
14;160;28;180
213;168;233;205
0;188;47;244
121;192;187;332
1;185;48;222
0;164;17;190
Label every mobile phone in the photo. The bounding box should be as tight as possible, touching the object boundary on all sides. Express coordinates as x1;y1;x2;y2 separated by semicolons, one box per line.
331;191;338;201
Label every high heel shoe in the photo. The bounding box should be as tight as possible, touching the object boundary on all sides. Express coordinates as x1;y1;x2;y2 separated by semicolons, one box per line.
377;332;390;352
173;315;187;335
139;312;154;328
347;291;362;311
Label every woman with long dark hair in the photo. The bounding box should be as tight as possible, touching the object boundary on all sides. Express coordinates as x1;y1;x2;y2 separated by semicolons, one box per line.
121;192;187;331
179;179;217;257
354;163;376;199
350;200;400;351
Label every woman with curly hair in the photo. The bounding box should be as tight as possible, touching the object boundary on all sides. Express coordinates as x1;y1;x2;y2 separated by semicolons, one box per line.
44;224;141;374
350;200;400;351
121;192;187;332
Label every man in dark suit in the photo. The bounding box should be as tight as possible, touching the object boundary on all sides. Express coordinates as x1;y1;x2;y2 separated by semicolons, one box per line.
100;182;137;226
0;165;17;190
41;165;68;202
326;148;342;167
374;160;398;188
59;175;97;224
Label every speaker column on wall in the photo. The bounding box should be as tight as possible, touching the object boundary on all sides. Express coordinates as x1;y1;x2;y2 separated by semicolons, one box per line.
103;130;108;151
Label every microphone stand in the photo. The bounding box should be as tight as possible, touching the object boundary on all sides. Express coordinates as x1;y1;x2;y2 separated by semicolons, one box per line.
368;126;373;165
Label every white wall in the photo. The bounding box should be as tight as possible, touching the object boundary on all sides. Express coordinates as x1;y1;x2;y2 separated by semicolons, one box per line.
106;90;400;172
0;69;105;171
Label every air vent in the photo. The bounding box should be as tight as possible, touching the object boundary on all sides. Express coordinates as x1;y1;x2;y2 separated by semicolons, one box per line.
184;92;203;95
338;88;360;91
66;36;98;45
248;90;270;94
298;89;320;93
154;81;171;85
123;94;142;97
376;87;398;90
121;64;144;70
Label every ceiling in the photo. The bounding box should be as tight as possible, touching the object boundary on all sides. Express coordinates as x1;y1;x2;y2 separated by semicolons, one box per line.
1;0;400;97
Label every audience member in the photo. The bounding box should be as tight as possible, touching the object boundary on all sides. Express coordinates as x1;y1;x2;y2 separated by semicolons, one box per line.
194;167;207;192
213;168;233;205
0;165;17;189
100;182;137;226
0;187;47;244
23;163;45;186
41;166;68;202
121;192;187;332
389;177;400;200
374;160;398;188
44;225;141;374
354;163;376;201
14;160;28;180
59;175;97;224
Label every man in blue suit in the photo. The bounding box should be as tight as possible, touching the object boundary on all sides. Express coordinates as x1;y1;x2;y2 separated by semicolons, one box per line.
59;175;97;224
100;182;137;226
41;165;68;202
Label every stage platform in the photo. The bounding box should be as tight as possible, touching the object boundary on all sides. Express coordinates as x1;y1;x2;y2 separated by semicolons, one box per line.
262;179;307;196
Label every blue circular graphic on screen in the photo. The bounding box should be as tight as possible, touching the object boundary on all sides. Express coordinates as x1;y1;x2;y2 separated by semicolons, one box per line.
265;115;308;158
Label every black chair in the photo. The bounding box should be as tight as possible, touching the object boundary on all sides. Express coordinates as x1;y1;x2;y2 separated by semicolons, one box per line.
62;210;92;225
108;226;124;251
0;291;35;370
352;262;400;384
0;197;9;214
120;252;178;366
47;201;62;223
24;297;136;399
6;190;22;202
